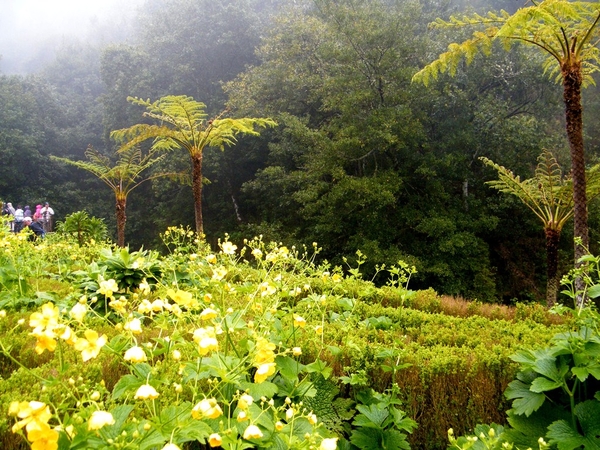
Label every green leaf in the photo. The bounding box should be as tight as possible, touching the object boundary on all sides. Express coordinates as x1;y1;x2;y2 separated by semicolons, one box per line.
112;374;143;400
353;404;389;428
587;284;600;299
532;357;561;381
305;359;332;379
350;428;385;449
548;400;600;450
276;355;304;380
239;380;279;399
505;380;546;416
530;376;563;393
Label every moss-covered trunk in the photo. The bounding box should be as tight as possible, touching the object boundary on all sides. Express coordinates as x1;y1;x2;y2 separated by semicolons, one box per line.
545;227;560;307
191;151;204;236
562;60;588;305
116;196;127;248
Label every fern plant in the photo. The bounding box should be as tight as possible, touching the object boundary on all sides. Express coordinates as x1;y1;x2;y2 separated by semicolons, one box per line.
111;95;276;235
481;150;600;306
413;0;600;293
55;211;107;246
52;146;171;247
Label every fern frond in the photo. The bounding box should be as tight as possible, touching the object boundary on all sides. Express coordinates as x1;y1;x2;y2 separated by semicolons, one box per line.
413;30;496;85
480;152;575;230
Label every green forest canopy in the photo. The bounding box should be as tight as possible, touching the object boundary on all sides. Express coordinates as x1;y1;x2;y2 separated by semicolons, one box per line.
2;0;600;303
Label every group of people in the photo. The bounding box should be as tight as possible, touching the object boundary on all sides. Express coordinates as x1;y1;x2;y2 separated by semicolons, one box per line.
2;202;54;238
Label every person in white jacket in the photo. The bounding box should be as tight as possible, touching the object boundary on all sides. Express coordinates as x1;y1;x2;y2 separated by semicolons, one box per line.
40;202;54;233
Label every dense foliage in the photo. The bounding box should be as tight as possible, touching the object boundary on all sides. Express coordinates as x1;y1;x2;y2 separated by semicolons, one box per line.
2;0;600;302
0;219;568;450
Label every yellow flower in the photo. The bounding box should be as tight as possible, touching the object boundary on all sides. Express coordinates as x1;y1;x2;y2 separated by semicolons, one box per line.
124;318;143;334
31;329;57;355
167;289;197;309
254;362;276;383
58;325;77;346
252;248;263;259
259;282;277;297
11;401;52;434
192;398;223;419
69;302;87;323
28;424;59;450
237;411;248;422
199;308;218;321
211;266;228;281
88;411;115;430
192;327;218;355
254;337;276;365
314;325;324;335
74;329;107;362
208;433;222;447
97;278;119;297
138;279;150;294
292;347;302;356
238;393;254;410
29;302;59;332
221;241;237;255
320;438;338;450
308;413;318;425
161;444;181;450
206;254;217;264
243;424;263;440
275;421;284;431
109;297;128;315
137;300;153;314
124;346;147;363
151;300;165;312
293;315;306;328
135;384;159;400
172;349;182;361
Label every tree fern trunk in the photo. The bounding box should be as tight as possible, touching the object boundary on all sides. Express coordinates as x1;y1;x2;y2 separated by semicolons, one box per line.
562;61;588;306
116;196;127;248
192;151;204;236
545;227;560;307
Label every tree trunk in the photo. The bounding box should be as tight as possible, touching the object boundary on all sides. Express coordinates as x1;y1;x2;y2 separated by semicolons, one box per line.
545;227;560;308
562;61;588;306
116;196;127;248
191;151;204;236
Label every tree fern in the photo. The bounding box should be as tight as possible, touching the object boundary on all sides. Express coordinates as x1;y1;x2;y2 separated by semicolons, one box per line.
111;95;276;235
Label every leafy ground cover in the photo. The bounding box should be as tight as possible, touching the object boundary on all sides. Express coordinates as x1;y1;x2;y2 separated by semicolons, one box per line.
0;221;571;449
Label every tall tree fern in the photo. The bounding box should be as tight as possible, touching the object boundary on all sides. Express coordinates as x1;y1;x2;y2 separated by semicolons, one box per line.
52;146;170;247
413;0;600;303
111;95;276;235
481;150;600;306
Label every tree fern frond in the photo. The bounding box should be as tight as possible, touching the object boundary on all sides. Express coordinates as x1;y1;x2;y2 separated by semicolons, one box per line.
412;31;496;85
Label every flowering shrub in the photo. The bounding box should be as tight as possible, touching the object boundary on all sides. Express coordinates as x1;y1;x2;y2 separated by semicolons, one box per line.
0;226;565;449
1;228;420;450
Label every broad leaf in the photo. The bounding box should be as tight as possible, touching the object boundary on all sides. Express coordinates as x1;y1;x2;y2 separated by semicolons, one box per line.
547;400;600;450
505;380;546;416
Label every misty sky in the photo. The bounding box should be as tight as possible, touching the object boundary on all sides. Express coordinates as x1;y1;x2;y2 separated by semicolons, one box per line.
0;0;143;73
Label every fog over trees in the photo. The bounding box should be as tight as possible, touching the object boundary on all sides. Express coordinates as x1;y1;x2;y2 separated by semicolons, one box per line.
2;0;600;303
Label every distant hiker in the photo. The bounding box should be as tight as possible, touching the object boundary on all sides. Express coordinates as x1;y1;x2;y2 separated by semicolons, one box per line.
33;204;42;222
4;202;15;231
24;205;32;218
40;202;54;233
13;205;24;233
22;217;45;239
